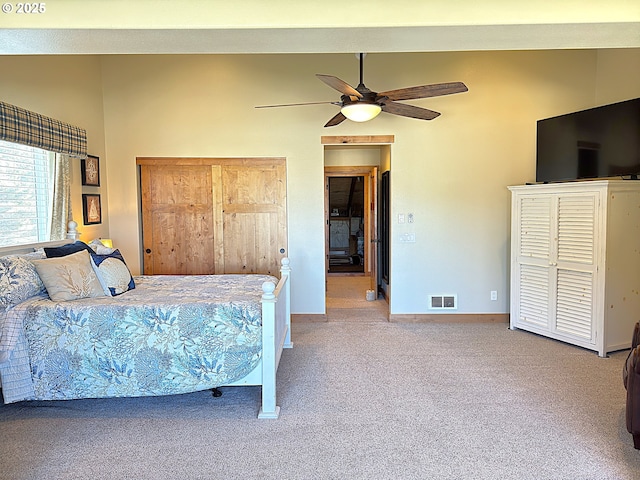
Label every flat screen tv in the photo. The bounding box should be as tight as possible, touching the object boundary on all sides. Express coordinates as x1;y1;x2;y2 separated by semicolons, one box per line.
536;98;640;183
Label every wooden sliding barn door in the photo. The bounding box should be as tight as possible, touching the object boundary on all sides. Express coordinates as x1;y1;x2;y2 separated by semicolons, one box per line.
138;158;287;276
139;163;222;275
222;163;287;275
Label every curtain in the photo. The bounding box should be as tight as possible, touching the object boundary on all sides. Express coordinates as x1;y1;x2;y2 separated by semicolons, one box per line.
49;154;72;241
0;101;87;158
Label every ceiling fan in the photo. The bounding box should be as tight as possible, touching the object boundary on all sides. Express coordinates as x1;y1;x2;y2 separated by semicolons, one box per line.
256;53;468;127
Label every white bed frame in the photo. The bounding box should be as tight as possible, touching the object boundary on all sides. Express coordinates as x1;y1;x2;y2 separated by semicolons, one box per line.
226;257;292;419
0;231;292;420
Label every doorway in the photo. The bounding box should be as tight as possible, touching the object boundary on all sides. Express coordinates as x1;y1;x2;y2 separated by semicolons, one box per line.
327;175;365;274
324;165;386;321
322;136;393;320
324;166;377;281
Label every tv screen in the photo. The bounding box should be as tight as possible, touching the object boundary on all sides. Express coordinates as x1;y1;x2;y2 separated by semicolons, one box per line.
536;98;640;183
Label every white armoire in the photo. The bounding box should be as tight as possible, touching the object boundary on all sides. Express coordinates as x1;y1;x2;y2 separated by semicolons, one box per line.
509;180;640;357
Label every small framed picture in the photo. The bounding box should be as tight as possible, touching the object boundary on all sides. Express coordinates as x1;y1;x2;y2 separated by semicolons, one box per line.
81;155;100;186
82;194;102;225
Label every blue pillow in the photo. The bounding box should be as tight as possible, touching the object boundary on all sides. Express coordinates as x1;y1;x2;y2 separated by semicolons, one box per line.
0;254;46;309
44;241;93;258
90;250;135;296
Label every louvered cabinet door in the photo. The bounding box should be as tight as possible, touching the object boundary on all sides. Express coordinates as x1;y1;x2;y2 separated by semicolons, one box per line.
553;194;597;342
513;195;553;329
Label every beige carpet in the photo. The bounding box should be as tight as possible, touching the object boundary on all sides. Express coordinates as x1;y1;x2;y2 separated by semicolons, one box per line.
2;322;639;479
326;275;388;322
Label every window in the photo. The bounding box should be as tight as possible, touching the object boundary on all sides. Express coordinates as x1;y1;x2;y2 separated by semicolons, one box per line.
0;101;87;247
0;139;56;247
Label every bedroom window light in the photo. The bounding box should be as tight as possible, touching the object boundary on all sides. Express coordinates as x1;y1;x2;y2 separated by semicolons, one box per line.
0;139;56;247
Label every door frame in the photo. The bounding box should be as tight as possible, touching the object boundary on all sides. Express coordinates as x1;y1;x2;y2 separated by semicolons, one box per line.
324;166;376;279
321;134;394;299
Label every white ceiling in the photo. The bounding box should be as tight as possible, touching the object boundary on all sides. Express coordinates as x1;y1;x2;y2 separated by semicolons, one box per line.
1;1;639;55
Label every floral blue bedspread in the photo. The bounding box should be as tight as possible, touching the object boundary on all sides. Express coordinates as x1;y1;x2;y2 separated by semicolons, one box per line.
0;274;277;403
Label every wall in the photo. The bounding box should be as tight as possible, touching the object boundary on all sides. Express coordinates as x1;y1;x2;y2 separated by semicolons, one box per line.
324;146;382;167
362;50;600;314
595;49;640;104
2;49;640;315
98;50;600;315
100;54;330;314
0;55;109;242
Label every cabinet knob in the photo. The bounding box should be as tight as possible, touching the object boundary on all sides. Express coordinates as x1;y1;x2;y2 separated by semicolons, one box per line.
145;249;152;254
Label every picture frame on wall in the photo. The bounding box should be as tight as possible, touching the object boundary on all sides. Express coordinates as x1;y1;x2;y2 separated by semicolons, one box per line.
82;194;102;225
81;155;100;186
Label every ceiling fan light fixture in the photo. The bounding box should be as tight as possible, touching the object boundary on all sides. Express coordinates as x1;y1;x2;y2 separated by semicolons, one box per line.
341;102;382;122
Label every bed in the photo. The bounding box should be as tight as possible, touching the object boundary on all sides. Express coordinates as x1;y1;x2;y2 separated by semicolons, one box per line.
0;239;292;419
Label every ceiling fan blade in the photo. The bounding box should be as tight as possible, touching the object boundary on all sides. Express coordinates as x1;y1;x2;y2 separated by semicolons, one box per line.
382;102;441;120
324;112;347;127
256;101;339;109
316;74;363;98
378;82;468;101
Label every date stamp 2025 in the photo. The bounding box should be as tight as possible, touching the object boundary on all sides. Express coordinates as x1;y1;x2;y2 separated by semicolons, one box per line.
2;3;47;14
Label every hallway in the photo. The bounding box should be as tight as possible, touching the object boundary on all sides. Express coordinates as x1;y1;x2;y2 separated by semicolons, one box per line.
326;276;388;322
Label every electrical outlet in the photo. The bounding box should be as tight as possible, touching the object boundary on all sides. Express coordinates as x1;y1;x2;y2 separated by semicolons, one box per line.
490;290;498;301
398;213;405;224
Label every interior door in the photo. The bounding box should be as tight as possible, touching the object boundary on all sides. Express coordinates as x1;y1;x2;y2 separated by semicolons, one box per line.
324;166;377;281
138;158;287;276
221;162;287;275
139;163;220;275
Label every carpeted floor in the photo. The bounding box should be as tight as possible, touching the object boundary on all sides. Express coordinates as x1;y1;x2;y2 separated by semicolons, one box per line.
326;275;388;322
1;320;639;480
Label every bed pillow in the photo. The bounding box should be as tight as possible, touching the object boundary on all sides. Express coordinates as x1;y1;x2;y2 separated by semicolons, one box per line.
0;254;46;309
90;250;135;296
32;250;106;301
44;240;93;258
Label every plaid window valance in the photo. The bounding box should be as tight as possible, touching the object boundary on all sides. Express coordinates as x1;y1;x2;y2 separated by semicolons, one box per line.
0;101;87;158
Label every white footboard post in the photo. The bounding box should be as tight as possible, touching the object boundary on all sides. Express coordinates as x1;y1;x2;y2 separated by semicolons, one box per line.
280;257;293;349
258;281;280;419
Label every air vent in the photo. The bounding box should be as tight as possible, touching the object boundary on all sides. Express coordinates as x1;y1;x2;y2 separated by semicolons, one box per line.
429;294;457;310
